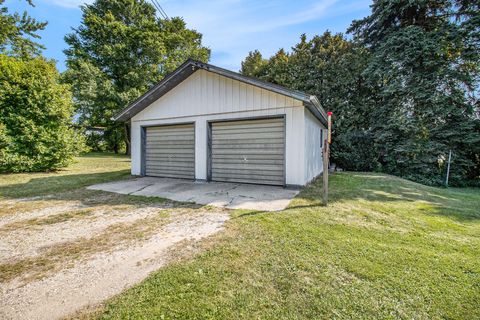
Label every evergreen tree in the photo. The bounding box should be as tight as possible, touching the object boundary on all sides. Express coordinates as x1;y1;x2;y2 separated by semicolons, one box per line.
63;0;210;154
262;48;292;86
241;32;377;171
349;0;480;185
0;0;47;58
241;50;267;77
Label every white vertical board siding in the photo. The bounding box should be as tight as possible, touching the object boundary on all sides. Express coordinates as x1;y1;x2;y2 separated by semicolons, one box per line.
131;69;307;185
285;106;305;186
304;109;325;183
195;119;207;180
133;70;302;120
131;121;141;175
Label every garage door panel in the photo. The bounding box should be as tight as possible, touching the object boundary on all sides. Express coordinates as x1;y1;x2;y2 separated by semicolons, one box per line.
212;127;284;134
147;128;193;134
147;129;194;136
212;169;284;177
213;159;284;165
210;118;285;186
146;158;194;164
214;179;283;185
146;161;194;168
146;159;194;165
146;145;194;151
145;168;194;179
145;124;194;179
212;169;284;178
145;163;193;170
213;118;283;127
146;135;194;141
212;143;283;149
212;163;283;170
146;139;193;145
146;148;193;153
213;138;284;145
212;132;283;140
147;133;194;139
147;148;194;154
145;169;194;177
213;121;283;128
147;133;193;139
212;175;284;184
145;171;193;179
146;145;195;150
146;155;194;161
145;169;194;176
212;154;284;160
212;149;284;155
147;124;193;132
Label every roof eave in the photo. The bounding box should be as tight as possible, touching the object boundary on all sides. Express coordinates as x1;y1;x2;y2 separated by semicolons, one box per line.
304;96;328;126
113;59;196;122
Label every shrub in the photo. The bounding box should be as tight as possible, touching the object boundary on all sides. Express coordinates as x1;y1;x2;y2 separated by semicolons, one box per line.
85;130;108;152
0;55;86;172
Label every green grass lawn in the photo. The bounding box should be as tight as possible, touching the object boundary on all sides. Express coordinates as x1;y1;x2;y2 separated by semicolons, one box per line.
0;152;131;199
2;154;479;319
96;173;480;319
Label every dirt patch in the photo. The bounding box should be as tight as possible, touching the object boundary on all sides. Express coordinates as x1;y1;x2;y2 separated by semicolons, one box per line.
0;192;229;320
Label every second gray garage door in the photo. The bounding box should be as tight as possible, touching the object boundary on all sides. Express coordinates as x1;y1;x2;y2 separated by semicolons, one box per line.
210;117;285;186
145;124;195;179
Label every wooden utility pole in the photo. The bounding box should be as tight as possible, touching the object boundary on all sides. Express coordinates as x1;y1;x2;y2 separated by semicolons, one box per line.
322;112;332;206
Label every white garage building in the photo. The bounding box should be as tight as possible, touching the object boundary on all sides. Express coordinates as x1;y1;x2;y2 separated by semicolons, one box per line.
114;60;327;187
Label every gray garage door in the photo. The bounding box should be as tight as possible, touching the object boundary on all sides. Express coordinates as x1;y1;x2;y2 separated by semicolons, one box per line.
145;124;195;179
211;118;285;186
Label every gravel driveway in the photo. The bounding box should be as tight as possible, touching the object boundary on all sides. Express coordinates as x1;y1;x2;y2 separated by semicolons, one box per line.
0;189;229;320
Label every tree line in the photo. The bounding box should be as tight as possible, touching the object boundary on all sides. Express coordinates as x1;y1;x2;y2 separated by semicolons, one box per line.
241;0;479;186
1;0;479;186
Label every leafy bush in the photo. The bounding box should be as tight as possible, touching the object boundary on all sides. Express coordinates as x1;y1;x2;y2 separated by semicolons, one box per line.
0;55;86;172
85;130;108;152
331;129;379;172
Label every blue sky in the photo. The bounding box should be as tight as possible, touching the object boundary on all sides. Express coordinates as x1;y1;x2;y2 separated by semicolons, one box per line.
5;0;372;72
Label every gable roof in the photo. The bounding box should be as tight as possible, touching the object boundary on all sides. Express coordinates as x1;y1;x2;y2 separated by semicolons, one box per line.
114;59;327;125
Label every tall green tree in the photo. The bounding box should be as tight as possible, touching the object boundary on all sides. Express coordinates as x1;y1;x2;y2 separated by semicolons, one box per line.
241;32;377;171
0;0;47;58
63;0;210;154
241;50;267;77
349;0;480;186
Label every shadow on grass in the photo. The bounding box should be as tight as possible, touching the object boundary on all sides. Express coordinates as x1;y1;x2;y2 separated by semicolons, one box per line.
292;172;480;223
0;170;132;199
235;210;266;219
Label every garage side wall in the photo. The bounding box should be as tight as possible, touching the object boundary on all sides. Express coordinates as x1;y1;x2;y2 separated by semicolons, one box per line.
304;108;326;184
130;69;307;186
